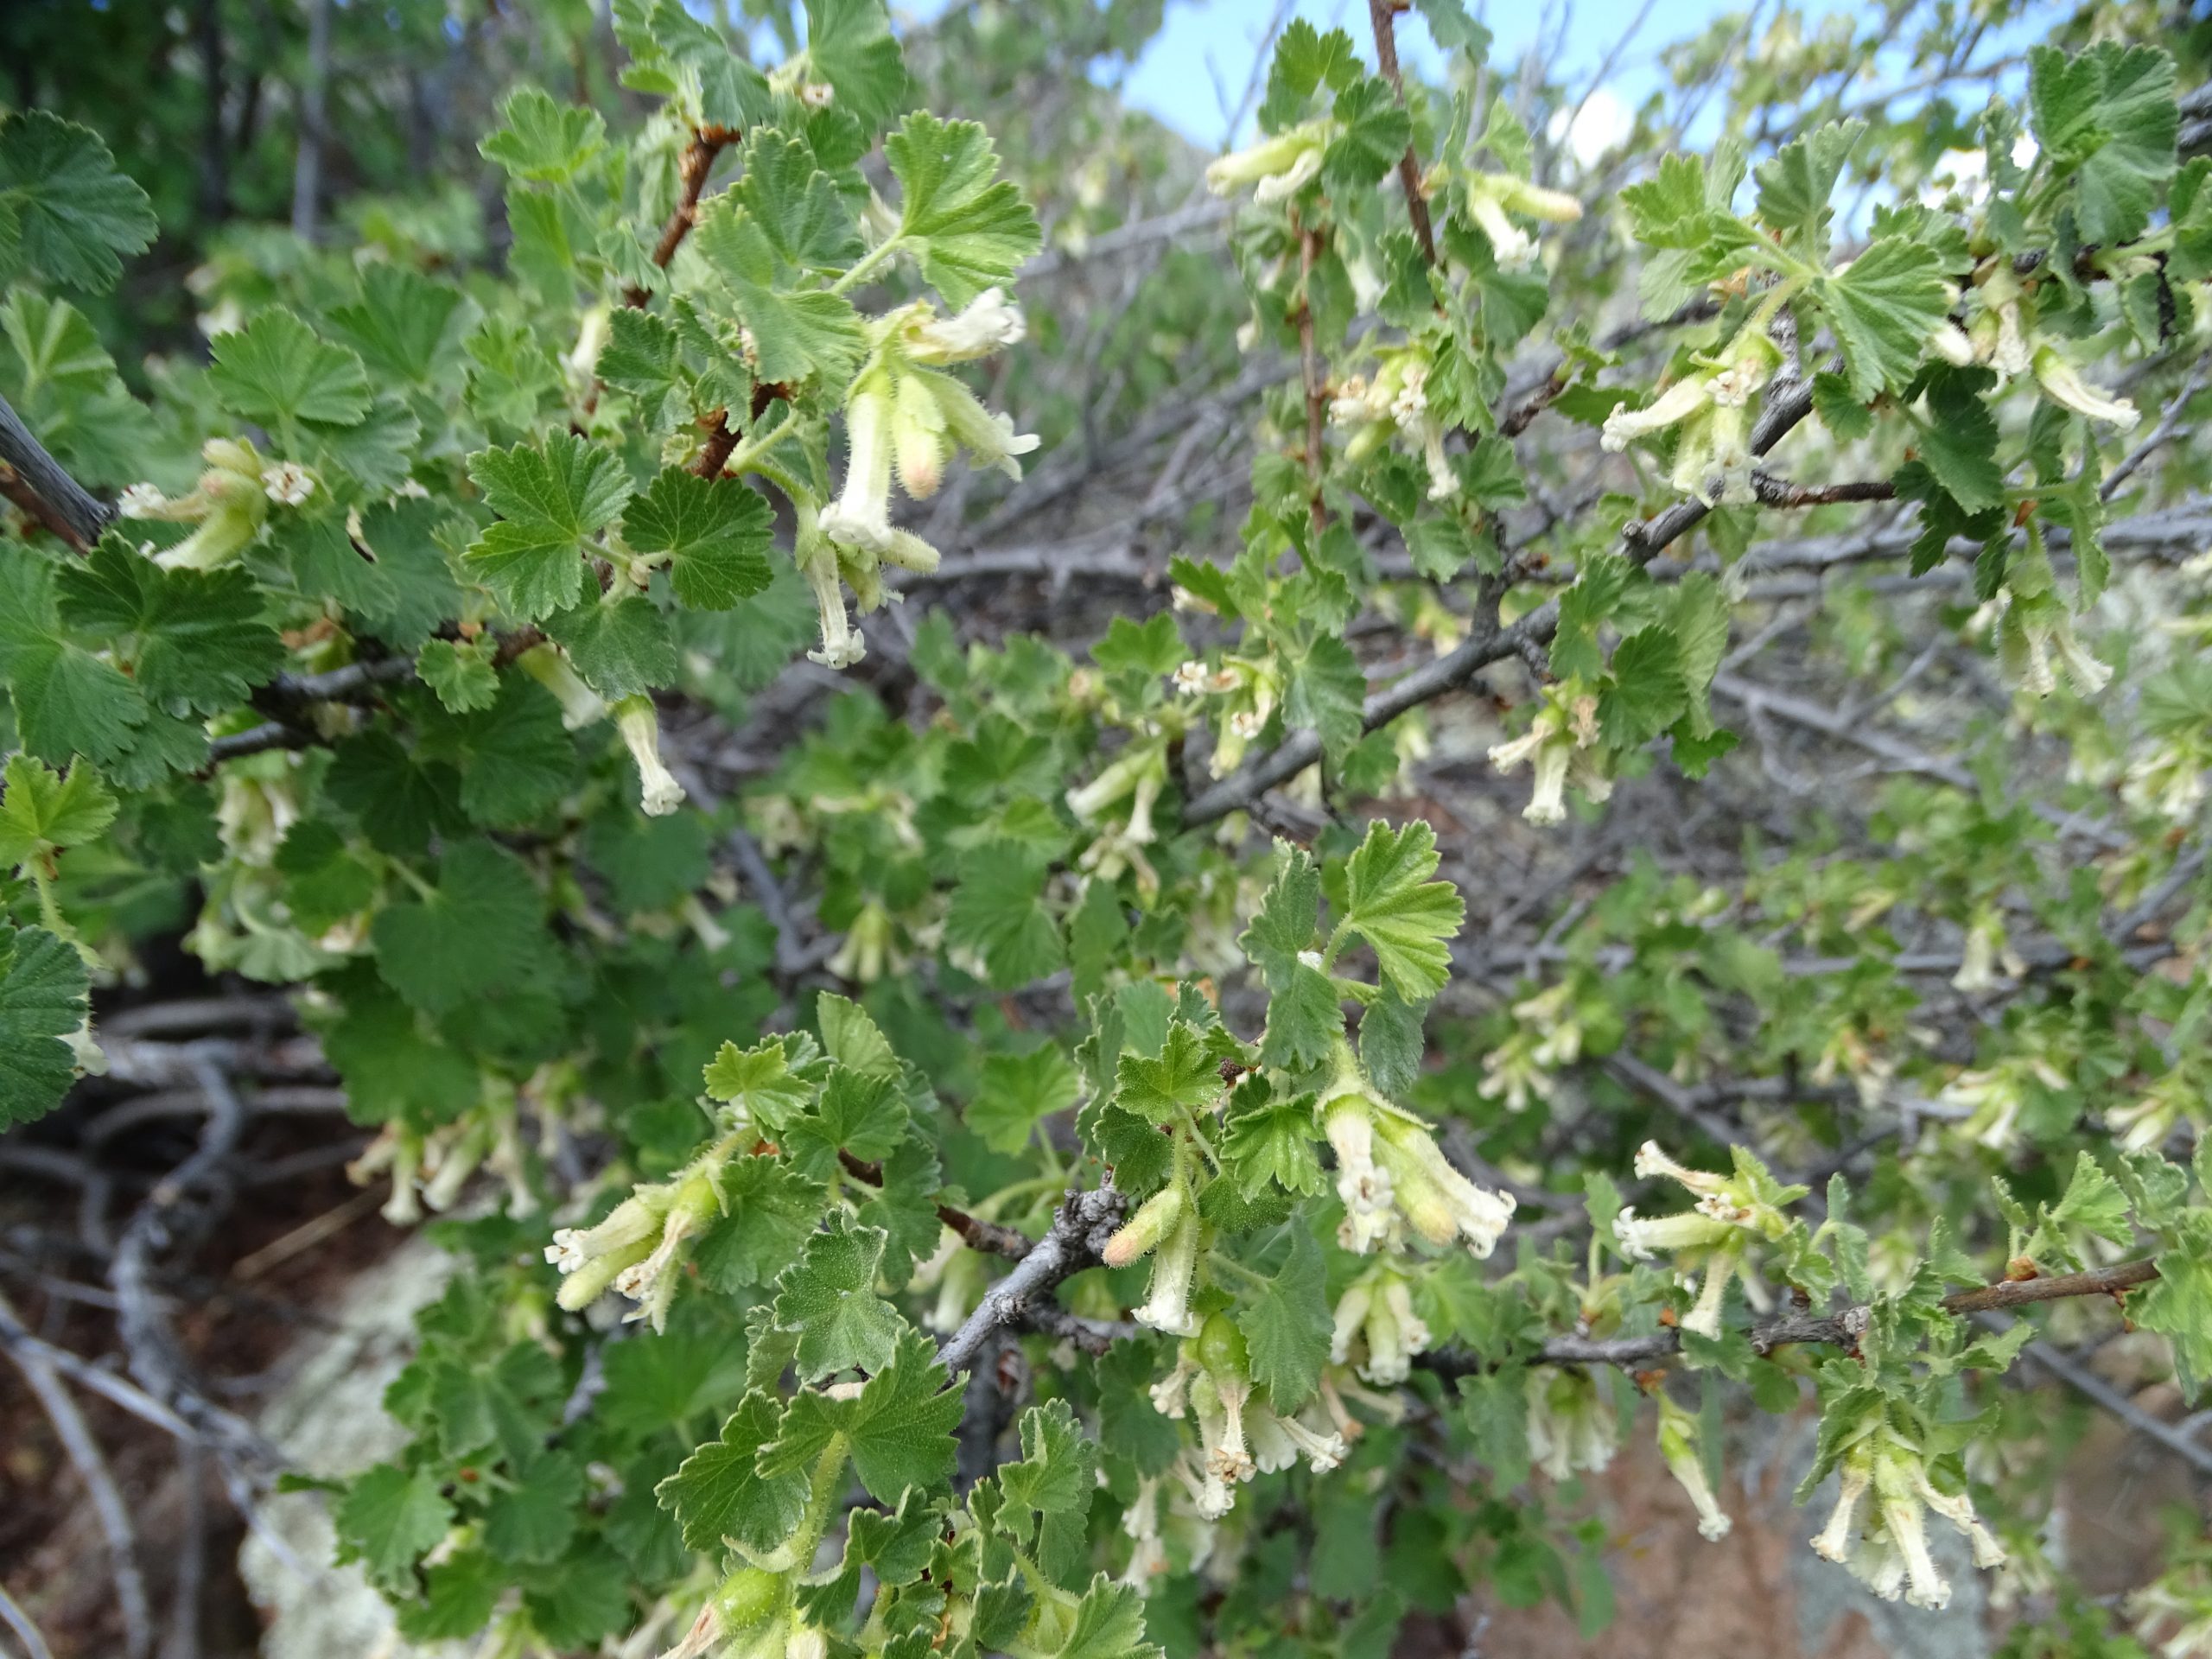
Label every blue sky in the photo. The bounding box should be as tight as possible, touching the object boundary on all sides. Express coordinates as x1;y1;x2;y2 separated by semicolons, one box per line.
1090;0;1864;147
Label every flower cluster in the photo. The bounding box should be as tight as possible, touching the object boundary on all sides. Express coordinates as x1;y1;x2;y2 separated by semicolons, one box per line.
1525;1365;1620;1483
1170;655;1281;777
1205;122;1329;204
1809;1425;2005;1611
1331;347;1457;501
1612;1141;1801;1338
544;1144;730;1331
1329;1262;1431;1384
810;290;1038;667
1600;329;1782;505
1066;735;1170;896
1320;1044;1516;1256
1477;980;1586;1112
119;436;317;569
1151;1315;1347;1520
1486;679;1611;826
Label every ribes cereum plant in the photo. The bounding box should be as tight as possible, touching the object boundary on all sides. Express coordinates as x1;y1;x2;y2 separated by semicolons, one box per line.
3;0;2212;1652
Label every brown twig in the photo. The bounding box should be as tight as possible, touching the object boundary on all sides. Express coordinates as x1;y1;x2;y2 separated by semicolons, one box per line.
1366;0;1438;266
1750;472;1898;509
836;1147;1039;1261
623;124;740;308
1427;1255;2162;1375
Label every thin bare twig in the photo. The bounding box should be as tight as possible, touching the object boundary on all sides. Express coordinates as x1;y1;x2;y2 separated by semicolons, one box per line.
937;1184;1127;1375
0;1284;152;1659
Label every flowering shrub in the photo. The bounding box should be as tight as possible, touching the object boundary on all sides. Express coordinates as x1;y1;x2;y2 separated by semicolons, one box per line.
4;2;2212;1654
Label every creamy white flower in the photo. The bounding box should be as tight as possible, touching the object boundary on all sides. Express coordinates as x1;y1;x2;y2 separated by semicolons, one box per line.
1206;125;1326;202
1600;373;1714;452
118;481;170;518
2033;346;2139;429
907;288;1027;361
1656;1392;1732;1541
823;372;898;551
613;695;685;817
260;461;315;505
1134;1205;1202;1337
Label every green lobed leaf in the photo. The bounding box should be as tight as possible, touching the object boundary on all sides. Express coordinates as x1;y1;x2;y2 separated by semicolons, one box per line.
1339;819;1465;1001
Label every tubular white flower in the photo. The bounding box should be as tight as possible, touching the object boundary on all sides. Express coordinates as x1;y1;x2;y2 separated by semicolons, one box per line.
1526;1366;1619;1482
1874;1455;1949;1610
1915;1470;2005;1570
517;643;608;730
1612;1205;1736;1262
892;369;948;499
1600;372;1713;452
1205;125;1326;200
1275;1408;1347;1473
613;695;686;816
1929;321;1976;367
1193;1370;1254;1482
1633;1140;1729;1195
546;1187;666;1311
1491;175;1585;224
798;518;867;671
2032;346;2140;429
1254;146;1324;204
1134;1204;1202;1337
929;372;1040;481
1329;1281;1372;1366
1103;1180;1185;1268
1373;1111;1515;1256
821;370;898;551
118;481;172;518
1682;1249;1738;1339
1322;1091;1395;1251
1655;1392;1732;1541
1465;191;1534;264
906;288;1027;362
1811;1452;1872;1564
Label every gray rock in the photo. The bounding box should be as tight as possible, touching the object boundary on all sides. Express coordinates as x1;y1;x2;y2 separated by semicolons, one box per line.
237;1239;456;1659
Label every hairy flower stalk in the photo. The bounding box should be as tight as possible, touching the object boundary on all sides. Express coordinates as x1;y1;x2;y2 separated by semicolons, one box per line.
1654;1390;1732;1541
613;694;686;817
518;642;609;730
